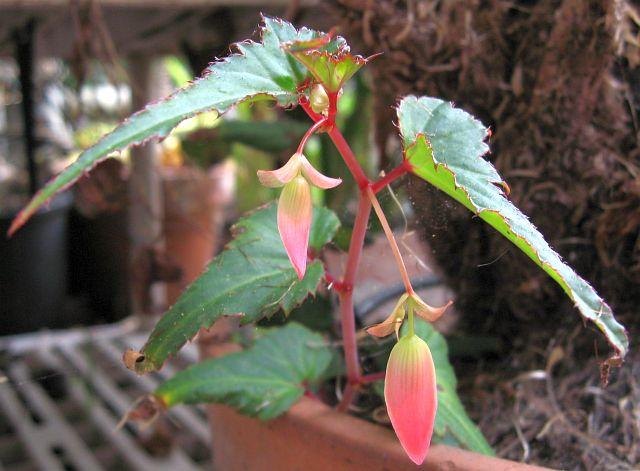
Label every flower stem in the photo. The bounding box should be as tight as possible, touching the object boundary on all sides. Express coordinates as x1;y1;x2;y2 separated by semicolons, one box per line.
360;371;386;384
296;118;327;155
300;96;408;411
366;186;414;295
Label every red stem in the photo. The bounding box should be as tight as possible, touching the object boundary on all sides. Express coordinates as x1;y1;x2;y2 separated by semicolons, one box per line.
327;127;370;189
299;94;384;412
360;371;386;384
371;160;412;194
338;383;357;413
338;194;371;402
299;96;324;123
325;269;348;293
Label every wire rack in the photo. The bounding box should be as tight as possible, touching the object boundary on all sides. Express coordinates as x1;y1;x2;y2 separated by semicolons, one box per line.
0;319;211;471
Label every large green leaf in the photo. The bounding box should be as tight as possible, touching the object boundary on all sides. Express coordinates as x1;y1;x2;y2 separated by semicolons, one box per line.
126;204;340;374
372;319;494;455
8;17;329;235
398;96;628;361
154;323;333;420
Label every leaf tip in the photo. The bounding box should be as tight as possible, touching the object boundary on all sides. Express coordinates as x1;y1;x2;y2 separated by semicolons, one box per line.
123;348;147;374
7;205;32;237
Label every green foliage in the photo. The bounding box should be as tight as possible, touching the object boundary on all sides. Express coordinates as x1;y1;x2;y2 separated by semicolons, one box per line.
128;204;340;374
155;323;333;420
9;16;323;235
398;96;628;360
259;293;335;333
371;319;494;455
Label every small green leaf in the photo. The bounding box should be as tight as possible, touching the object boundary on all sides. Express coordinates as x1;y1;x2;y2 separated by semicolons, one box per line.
9;16;319;235
398;96;628;361
128;203;340;374
284;34;367;93
154;323;333;420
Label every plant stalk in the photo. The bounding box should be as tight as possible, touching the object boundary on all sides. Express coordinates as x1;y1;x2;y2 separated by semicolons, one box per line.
366;187;414;295
327;127;370;189
338;194;371;392
296;118;327;155
301;99;410;411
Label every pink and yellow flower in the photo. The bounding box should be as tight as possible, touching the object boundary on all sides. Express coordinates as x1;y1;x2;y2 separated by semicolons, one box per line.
365;292;450;464
257;152;341;279
385;334;438;465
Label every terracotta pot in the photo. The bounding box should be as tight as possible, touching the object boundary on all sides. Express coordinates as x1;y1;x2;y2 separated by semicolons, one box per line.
163;162;234;306
200;340;551;471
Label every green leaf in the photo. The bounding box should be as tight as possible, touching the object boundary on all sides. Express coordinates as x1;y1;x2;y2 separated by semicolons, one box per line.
154;323;333;420
371;320;494;455
127;203;340;374
9;16;318;235
397;96;628;361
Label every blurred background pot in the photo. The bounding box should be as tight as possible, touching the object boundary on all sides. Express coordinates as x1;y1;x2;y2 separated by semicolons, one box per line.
0;191;72;334
163;161;235;306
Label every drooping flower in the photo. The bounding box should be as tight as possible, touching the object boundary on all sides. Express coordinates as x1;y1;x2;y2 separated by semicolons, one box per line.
385;333;438;465
257;153;341;279
365;291;450;464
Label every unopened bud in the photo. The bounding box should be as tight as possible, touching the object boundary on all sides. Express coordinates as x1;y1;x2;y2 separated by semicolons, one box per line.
385;334;437;465
309;84;329;114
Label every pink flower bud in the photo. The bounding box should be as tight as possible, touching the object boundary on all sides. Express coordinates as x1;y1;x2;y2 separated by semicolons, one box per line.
278;175;312;280
258;153;340;279
309;84;330;114
385;334;437;465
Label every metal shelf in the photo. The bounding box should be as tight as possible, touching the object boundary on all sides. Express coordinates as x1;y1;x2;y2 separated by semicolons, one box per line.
0;319;210;470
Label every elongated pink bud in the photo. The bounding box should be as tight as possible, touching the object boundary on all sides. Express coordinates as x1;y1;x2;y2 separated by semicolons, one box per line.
385;334;437;465
258;153;340;277
278;175;312;280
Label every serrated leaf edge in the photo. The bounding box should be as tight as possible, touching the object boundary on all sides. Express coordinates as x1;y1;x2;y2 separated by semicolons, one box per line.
8;15;311;236
398;96;628;362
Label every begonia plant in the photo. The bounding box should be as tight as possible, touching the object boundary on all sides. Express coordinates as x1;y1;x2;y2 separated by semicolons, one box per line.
10;17;628;464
